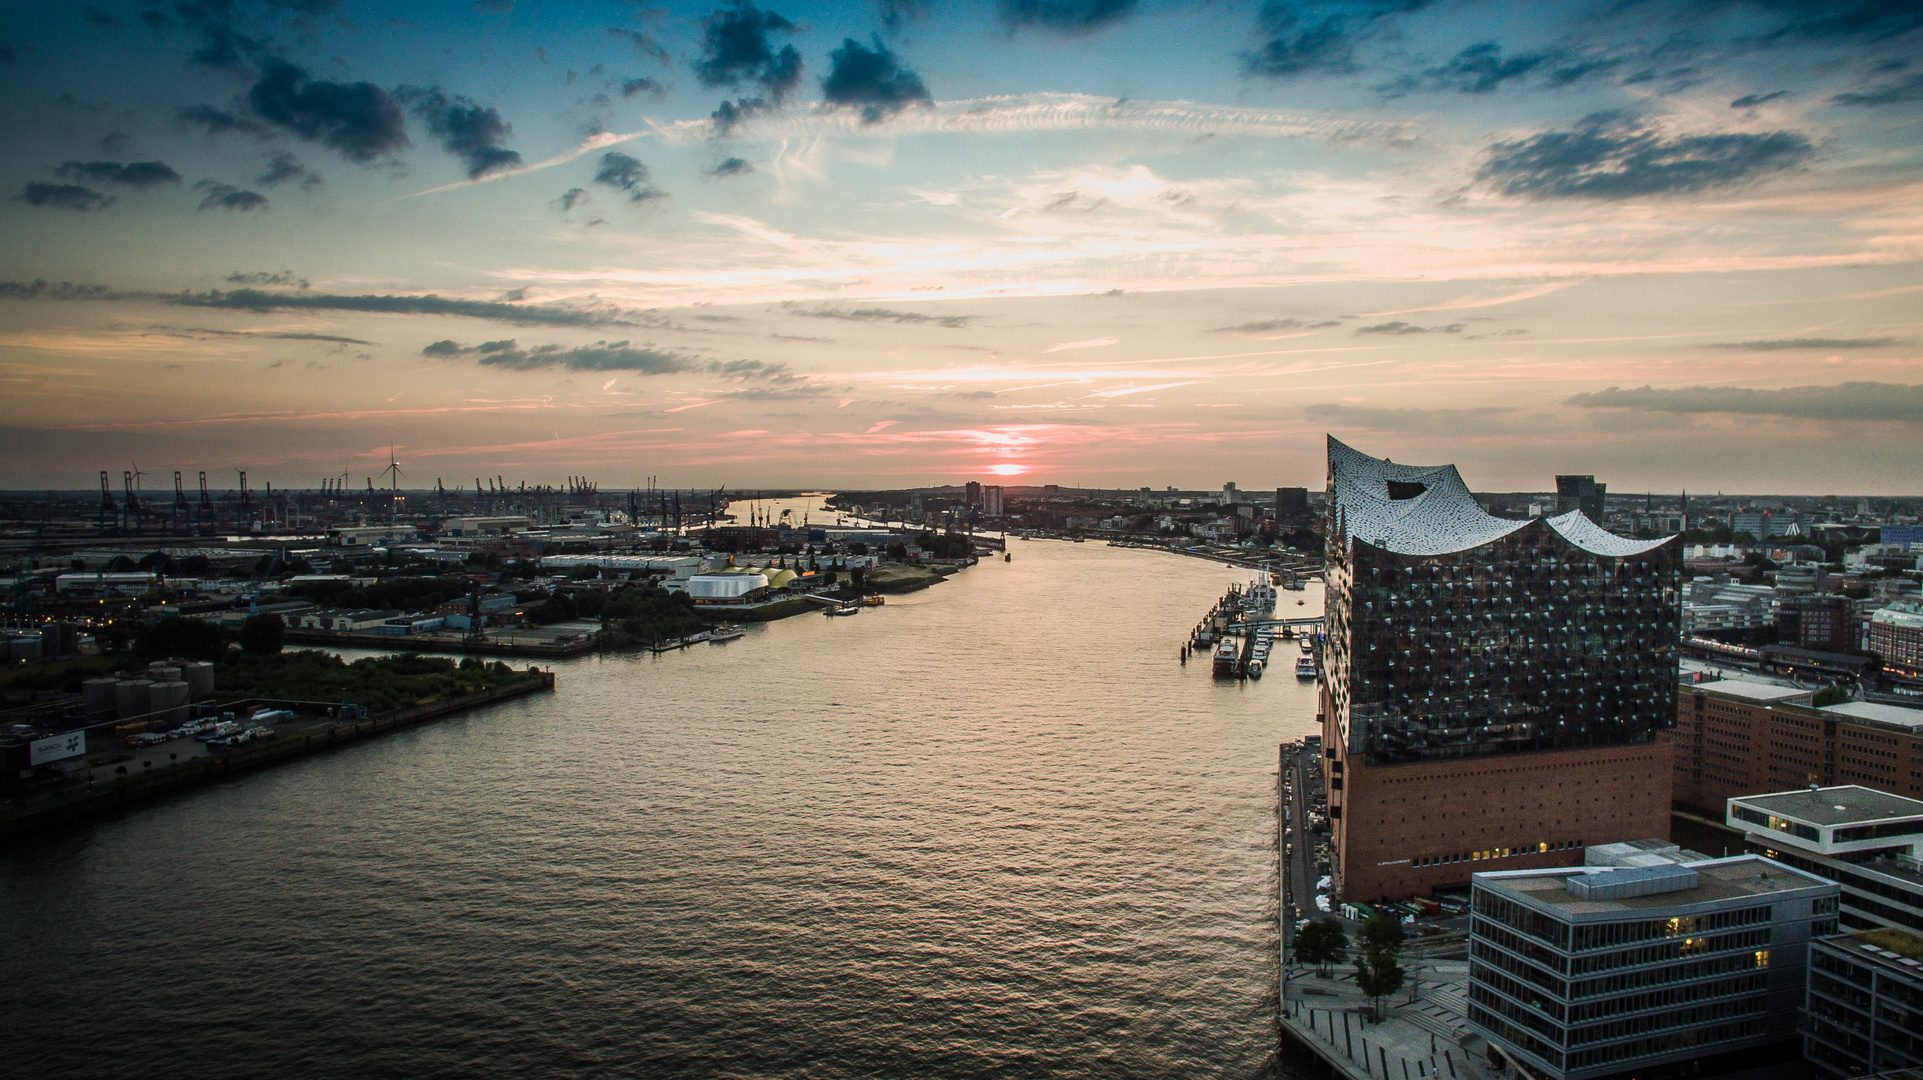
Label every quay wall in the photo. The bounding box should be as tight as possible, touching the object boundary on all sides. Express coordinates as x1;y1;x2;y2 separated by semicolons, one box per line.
284;630;595;658
0;671;555;842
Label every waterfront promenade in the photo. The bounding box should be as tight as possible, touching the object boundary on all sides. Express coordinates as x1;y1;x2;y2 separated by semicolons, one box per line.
1283;961;1495;1080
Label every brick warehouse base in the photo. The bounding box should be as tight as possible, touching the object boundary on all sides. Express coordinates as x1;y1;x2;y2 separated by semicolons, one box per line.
1322;698;1675;903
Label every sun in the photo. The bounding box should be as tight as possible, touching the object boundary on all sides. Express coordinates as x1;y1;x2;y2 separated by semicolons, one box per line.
985;463;1029;476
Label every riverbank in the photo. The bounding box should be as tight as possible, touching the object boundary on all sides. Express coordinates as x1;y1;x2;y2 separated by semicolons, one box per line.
0;669;554;842
285;628;597;658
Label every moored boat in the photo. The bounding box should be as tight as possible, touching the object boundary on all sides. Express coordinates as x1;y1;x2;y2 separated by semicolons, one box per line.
1212;638;1239;677
1295;655;1317;679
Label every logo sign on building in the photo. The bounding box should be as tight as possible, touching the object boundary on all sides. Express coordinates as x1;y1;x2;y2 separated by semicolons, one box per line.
29;731;86;766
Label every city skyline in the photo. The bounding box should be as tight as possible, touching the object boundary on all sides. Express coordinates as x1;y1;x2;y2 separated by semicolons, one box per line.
2;1;1921;492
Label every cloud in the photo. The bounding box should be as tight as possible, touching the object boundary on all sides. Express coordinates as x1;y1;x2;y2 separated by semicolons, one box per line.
400;87;523;179
1833;71;1923;107
881;0;929;29
1242;0;1426;80
1747;0;1923;45
256;151;322;189
821;36;933;124
794;306;978;328
556;186;589;211
423;338;798;380
1045;337;1118;352
0;280;660;328
1730;90;1788;109
998;0;1137;35
708;156;754;178
1304;401;1544;435
1566;383;1923;424
693;2;802;104
593;151;667;202
1355;320;1462;335
19;183;113;212
225;271;309;288
1704;337;1903;350
0;280;113;300
165;326;370;345
81;6;121;30
177;103;274;140
248;60;410;163
621;77;664;98
1478;113;1814;200
54;160;181;188
609;26;672;65
1211;317;1342;337
193;181;269;212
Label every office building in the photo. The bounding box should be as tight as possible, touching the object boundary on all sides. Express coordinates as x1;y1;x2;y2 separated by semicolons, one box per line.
1319;438;1681;901
1882;524;1923;551
1222;481;1239;505
1780;595;1857;651
965;481;981;509
1870;602;1923;675
1726;786;1923;935
1671;677;1923;815
1467;855;1838;1080
1805;927;1923;1078
1732;512;1770;542
1276;486;1310;521
1555;475;1606;525
981;485;1004;517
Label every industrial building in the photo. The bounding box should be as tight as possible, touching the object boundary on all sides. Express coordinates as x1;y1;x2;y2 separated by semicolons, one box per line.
1671;677;1923;814
1726;786;1923;935
1805;926;1923;1078
1467;855;1838;1080
1318;437;1681;902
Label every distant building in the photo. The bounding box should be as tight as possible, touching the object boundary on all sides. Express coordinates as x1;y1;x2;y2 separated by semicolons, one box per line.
1726;785;1923;935
1671;677;1923;815
1733;512;1770;542
982;485;1004;517
1275;486;1310;520
1804;926;1923;1077
1554;474;1606;524
1870;602;1923;674
1467;855;1838;1080
1881;524;1923;551
1222;481;1239;505
964;481;982;508
1781;595;1857;651
1319;438;1679;902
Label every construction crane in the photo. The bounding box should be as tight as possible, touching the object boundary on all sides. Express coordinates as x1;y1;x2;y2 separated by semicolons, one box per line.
98;470;118;533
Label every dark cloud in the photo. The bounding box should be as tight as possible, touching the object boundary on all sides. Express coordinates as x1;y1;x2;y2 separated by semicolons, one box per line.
1704;337;1903;350
226;271;309;288
194;180;269;212
708;156;754;178
99;132;132;154
1566;382;1923;424
422;338;798;379
998;0;1136;34
248;60;410;162
1211;318;1342;335
621;77;664;97
556;186;589;211
1833;70;1923;106
1743;0;1923;45
166;288;644;328
166;326;369;344
1242;0;1427;80
0;280;114;300
55;160;182;188
1730;90;1788;108
694;2;803;104
82;7;123;30
593;151;667;202
821;36;933;124
881;0;929;29
1355;320;1462;335
710;96;773;136
1304;402;1544;435
608;27;671;66
256;151;321;188
1388;42;1544;94
399;87;522;178
795;306;977;328
19;183;113;212
177;103;275;140
1479;113;1814;200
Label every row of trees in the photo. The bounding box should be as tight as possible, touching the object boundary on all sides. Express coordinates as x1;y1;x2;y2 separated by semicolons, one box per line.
1293;912;1407;1020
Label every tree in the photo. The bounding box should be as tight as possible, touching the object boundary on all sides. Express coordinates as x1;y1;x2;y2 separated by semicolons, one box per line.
1294;917;1348;977
239;612;285;655
850;565;866;590
1812;684;1851;707
1354;912;1407;1019
134;617;228;661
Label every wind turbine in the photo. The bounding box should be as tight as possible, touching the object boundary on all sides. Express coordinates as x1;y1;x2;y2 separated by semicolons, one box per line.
381;447;402;525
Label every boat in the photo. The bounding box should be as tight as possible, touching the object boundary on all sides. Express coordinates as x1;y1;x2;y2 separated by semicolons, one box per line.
1245;577;1277;615
1004;553;1011;562
1248;658;1264;678
709;625;746;642
1295;656;1317;679
1300;637;1313;653
859;594;885;606
1212;638;1239;677
828;605;860;616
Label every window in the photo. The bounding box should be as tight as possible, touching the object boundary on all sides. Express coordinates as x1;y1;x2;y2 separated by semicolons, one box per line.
1754;950;1769;968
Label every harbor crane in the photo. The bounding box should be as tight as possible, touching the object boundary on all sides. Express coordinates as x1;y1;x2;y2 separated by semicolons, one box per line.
198;472;214;535
98;470;118;533
173;471;188;533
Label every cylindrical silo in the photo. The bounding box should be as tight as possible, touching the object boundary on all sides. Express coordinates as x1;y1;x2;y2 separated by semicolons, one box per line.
147;681;190;725
115;678;154;720
52;622;79;656
82;677;119;720
181;661;215;699
146;664;182;684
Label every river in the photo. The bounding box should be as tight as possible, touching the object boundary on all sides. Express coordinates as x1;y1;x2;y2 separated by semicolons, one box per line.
3;533;1324;1079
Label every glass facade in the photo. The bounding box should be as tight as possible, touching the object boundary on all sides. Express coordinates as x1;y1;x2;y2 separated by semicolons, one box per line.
1326;494;1681;766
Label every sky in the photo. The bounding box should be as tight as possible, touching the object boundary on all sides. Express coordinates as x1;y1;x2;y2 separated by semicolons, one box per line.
0;0;1920;495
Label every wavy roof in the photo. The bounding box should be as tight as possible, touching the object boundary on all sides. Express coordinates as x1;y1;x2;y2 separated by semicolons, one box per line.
1326;436;1670;557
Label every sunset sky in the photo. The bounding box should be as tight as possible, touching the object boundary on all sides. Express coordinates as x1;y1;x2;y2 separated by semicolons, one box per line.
2;0;1919;494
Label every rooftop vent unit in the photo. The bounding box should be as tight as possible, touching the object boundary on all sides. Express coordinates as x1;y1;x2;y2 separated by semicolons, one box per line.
1565;863;1699;900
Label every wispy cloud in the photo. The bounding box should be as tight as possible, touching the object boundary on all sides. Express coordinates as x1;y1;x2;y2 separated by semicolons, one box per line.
1044;336;1117;352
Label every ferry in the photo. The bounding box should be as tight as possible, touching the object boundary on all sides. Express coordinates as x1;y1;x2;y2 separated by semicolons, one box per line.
828;604;861;616
1295;655;1317;680
1212;638;1239;677
1245;577;1277;615
709;625;746;642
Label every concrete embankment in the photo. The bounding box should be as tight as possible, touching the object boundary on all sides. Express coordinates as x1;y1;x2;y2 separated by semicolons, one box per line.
0;671;555;842
284;630;596;658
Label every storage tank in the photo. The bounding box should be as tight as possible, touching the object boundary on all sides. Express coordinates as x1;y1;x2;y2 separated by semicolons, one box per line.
181;661;215;699
115;678;154;720
146;664;182;684
6;636;40;661
82;677;119;720
147;681;190;725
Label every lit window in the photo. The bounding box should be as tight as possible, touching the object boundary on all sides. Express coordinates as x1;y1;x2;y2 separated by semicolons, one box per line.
1754;950;1769;968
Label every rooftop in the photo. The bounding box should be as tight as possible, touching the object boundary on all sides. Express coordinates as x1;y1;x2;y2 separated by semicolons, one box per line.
1821;700;1923;730
1820;927;1923;978
1478;855;1831;916
1690;677;1814;704
1731;785;1923;827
